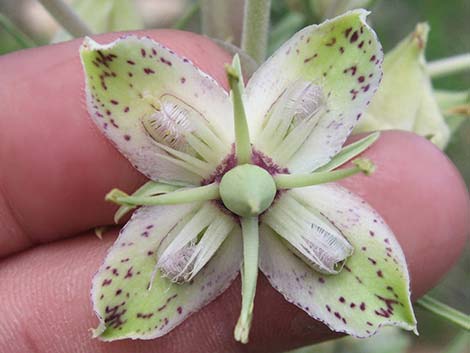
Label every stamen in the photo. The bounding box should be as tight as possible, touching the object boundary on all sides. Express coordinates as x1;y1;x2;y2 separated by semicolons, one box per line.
159;241;197;283
263;192;353;274
142;95;195;154
255;80;326;162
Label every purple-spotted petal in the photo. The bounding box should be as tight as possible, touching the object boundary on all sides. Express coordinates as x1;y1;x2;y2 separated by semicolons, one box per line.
246;10;383;173
92;203;242;340
80;36;233;185
259;184;416;337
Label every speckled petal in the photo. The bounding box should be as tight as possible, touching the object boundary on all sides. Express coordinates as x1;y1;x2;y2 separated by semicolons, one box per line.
80;36;233;185
92;203;242;340
246;10;383;173
259;184;416;337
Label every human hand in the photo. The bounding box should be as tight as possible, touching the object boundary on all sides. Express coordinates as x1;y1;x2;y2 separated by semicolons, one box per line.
0;30;468;353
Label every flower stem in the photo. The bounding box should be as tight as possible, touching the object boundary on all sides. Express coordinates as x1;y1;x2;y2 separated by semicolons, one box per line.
38;0;92;37
106;183;219;206
444;331;469;353
427;53;470;78
235;216;259;344
241;0;271;64
226;63;252;165
173;1;200;30
416;295;470;331
0;13;37;48
274;158;375;189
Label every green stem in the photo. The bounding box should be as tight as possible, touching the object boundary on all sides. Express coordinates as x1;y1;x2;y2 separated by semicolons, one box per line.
172;1;200;30
0;13;37;48
427;53;470;78
316;132;380;172
234;216;259;344
241;0;271;63
114;181;180;223
274;159;375;189
38;0;92;37
226;64;252;165
416;295;470;331
106;183;219;206
444;331;469;353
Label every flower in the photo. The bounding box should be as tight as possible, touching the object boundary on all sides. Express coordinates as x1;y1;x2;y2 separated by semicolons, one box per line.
80;9;416;343
354;23;451;149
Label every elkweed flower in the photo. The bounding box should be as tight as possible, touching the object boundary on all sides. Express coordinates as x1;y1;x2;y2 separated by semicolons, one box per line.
80;10;417;344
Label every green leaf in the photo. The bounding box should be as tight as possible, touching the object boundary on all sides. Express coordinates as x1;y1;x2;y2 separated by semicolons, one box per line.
259;184;416;337
80;36;233;185
92;202;242;340
246;10;384;173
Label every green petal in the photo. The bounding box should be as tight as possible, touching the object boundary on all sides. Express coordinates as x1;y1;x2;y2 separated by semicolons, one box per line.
80;36;233;185
355;23;450;149
246;9;383;173
92;203;242;340
259;184;416;337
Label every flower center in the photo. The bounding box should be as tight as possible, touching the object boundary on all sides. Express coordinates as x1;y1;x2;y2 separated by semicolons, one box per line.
219;164;276;217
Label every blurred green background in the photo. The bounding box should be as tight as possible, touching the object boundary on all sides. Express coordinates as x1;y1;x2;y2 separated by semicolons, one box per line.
0;1;468;352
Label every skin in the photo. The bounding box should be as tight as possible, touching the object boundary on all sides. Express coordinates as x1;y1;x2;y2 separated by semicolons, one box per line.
0;30;468;353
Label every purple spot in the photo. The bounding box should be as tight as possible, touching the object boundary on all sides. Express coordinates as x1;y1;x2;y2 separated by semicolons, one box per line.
152;48;157;56
325;37;336;46
141;49;146;57
177;306;183;314
116;289;122;296
350;31;359;43
360;302;366;311
339;297;346;303
358;76;365;83
344;27;353;38
102;279;112;286
180;77;186;84
370;55;376;62
368;257;377;265
127;60;135;65
339;46;345;54
326;305;331;312
377;270;384;278
124;134;131;141
110;99;119;105
124;106;130;113
369;230;375;236
144;68;155;74
350;303;356;309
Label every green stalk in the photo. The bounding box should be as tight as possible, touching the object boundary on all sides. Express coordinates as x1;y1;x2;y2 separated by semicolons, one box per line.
226;64;252;165
416;295;470;331
38;0;92;37
0;13;37;48
234;216;259;343
427;53;470;78
316;132;380;172
274;159;374;189
173;1;200;30
444;331;469;353
106;183;220;206
241;0;272;63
